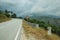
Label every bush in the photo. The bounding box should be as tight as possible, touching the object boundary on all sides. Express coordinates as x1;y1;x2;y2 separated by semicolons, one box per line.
11;13;16;18
56;29;60;36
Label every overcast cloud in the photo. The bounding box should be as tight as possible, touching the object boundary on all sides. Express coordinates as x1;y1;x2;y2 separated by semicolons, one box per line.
0;0;60;16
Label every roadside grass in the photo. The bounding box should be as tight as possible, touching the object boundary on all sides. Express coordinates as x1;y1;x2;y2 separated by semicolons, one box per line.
23;20;60;40
0;14;11;23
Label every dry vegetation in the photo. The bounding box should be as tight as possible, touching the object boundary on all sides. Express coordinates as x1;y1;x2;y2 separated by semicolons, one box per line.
0;14;11;23
23;20;60;40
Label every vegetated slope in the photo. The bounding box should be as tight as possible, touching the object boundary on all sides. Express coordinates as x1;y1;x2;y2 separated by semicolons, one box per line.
30;15;60;27
0;9;17;23
23;20;60;40
0;14;11;23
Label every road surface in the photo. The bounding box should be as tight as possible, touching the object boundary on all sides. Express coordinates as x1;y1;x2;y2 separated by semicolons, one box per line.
0;19;22;40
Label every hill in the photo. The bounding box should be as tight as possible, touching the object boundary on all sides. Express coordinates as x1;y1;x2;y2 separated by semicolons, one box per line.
0;14;11;23
30;14;60;27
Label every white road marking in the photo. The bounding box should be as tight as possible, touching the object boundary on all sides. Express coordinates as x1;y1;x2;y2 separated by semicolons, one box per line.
14;20;22;40
0;19;23;40
14;27;21;40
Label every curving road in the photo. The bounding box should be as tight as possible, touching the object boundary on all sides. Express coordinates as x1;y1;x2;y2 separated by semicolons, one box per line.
0;19;22;40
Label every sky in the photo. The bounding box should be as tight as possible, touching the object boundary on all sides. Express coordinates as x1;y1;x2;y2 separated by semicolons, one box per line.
0;0;60;17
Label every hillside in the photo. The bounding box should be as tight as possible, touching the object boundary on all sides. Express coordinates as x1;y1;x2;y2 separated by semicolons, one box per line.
0;10;17;23
0;14;11;23
30;15;60;27
23;20;60;40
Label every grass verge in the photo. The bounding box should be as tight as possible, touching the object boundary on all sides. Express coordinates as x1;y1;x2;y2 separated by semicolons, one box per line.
23;20;60;40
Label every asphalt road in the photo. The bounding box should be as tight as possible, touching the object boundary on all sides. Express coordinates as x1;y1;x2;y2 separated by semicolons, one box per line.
0;19;22;40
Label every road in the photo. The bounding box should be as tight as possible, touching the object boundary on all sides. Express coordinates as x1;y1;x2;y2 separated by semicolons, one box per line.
0;19;22;40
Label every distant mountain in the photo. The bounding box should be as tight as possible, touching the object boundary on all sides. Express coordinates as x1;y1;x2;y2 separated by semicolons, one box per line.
29;13;60;27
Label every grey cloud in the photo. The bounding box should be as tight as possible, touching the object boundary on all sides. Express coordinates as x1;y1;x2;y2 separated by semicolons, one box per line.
0;0;60;16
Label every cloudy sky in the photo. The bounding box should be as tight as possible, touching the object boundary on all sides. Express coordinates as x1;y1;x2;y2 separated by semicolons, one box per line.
0;0;60;16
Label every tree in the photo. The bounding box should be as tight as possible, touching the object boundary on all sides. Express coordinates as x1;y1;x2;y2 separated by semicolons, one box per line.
11;13;16;18
5;10;8;13
4;10;10;18
19;17;23;19
0;10;3;14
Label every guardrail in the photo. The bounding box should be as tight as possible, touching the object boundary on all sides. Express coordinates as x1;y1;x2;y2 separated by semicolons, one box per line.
25;20;39;28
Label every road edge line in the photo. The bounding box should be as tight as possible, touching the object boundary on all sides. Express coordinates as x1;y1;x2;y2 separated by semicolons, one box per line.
14;20;22;40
